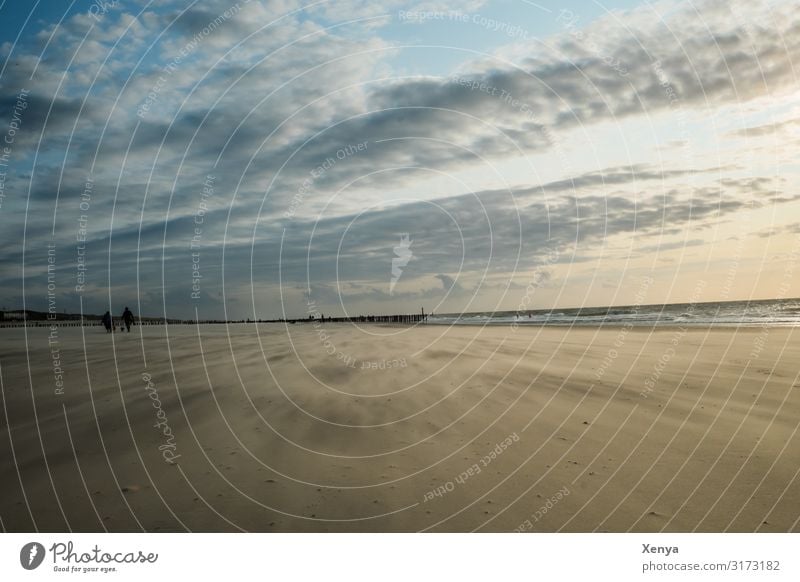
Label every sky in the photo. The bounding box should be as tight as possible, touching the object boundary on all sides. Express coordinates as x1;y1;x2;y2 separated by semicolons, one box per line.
0;0;798;320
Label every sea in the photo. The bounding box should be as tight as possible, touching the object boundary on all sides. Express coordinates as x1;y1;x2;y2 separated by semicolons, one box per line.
426;298;800;328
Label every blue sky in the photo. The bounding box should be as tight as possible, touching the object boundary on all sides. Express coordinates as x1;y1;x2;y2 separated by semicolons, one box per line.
0;0;92;43
0;0;798;319
376;0;645;74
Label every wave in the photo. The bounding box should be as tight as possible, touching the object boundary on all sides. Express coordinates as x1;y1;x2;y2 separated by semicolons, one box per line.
427;298;800;327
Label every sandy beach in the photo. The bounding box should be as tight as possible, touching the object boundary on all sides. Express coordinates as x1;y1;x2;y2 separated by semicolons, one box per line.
1;322;799;532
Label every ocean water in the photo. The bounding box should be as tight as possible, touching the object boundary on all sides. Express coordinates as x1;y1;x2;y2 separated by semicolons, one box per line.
427;298;800;328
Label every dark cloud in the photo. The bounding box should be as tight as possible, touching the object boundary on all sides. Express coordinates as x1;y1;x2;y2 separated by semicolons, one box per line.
729;117;800;137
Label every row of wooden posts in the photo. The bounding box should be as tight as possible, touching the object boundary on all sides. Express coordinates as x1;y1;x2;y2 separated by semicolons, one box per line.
311;311;428;324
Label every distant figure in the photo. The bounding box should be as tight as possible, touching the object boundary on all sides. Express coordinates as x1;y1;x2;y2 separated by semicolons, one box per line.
101;311;112;333
122;307;135;332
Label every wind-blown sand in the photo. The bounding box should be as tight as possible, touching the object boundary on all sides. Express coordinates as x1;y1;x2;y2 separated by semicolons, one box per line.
1;322;799;532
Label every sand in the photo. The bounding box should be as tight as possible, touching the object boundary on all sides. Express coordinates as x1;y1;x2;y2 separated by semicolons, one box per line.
1;322;799;532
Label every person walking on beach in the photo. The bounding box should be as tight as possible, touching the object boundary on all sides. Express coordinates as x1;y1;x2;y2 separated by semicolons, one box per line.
101;310;112;333
122;307;135;332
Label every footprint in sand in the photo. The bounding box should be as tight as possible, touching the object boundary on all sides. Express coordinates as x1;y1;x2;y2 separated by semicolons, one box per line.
647;510;668;521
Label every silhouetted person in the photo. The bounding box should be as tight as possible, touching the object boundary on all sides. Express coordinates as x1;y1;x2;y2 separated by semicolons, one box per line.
122;307;134;332
101;311;112;333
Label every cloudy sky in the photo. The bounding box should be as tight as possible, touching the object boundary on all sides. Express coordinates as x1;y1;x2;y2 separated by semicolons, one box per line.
0;0;798;319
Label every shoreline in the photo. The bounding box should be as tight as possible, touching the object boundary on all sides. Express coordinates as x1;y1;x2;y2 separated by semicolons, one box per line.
2;320;799;330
